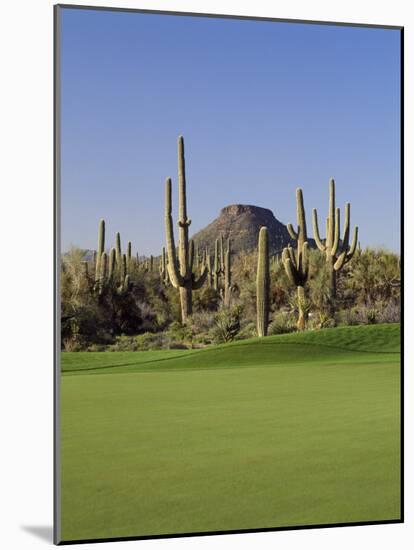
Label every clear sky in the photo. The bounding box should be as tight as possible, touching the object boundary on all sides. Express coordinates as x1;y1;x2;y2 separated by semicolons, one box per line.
60;7;401;255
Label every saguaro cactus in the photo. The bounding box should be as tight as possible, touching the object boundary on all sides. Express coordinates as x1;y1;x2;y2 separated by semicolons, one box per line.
256;227;270;337
122;253;127;279
205;249;213;287
115;232;122;280
159;246;169;285
117;253;129;294
95;219;105;281
220;235;225;274
283;188;310;331
312;178;359;300
213;239;221;291
127;241;132;270
224;239;232;308
164;136;208;322
98;252;108;295
194;242;200;273
108;248;116;280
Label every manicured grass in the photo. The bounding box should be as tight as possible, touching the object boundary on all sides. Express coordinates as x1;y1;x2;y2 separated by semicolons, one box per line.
60;324;401;542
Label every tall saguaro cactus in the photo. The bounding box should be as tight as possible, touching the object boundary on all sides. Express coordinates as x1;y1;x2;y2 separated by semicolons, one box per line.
159;246;169;285
127;241;132;270
224;238;232;308
206;249;213;287
283;188;310;331
256;227;270;337
164;136;208;323
98;252;108;295
108;248;116;280
115;232;122;280
312;178;359;300
213;239;221;291
220;235;225;275
95;219;105;281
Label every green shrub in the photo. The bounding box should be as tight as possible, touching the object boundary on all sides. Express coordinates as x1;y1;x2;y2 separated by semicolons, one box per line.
268;311;296;335
211;305;243;343
235;321;257;340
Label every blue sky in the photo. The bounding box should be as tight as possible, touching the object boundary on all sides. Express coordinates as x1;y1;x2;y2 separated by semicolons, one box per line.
60;8;401;254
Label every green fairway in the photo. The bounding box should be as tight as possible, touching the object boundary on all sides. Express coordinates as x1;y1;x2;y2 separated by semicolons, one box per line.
60;324;401;541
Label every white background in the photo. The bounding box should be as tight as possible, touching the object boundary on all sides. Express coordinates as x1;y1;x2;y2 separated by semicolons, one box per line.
0;0;411;548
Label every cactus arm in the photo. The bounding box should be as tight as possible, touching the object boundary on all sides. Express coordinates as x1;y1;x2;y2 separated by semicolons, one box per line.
164;177;184;288
189;240;195;272
283;256;297;286
347;225;359;259
340;202;351;252
194;242;199;271
124;274;130;291
121;254;127;280
167;256;183;288
192;265;208;290
334;250;347;271
340;225;359;268
334;206;353;272
331;208;340;256
312;209;325;251
287;223;298;240
296;188;307;243
287;244;296;267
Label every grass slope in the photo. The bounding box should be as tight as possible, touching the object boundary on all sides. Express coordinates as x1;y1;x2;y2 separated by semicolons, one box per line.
60;324;401;542
61;323;400;375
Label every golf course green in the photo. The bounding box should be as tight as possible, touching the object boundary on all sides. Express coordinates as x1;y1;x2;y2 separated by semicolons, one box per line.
60;323;401;541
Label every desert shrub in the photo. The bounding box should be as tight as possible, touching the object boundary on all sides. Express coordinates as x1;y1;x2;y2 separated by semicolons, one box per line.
193;287;221;312
60;245;401;348
235;321;257;340
307;254;334;317
165;321;194;348
268;311;296;335
378;300;400;323
86;343;107;352
337;302;381;326
336;307;360;326
345;248;400;305
190;311;217;345
365;307;379;325
307;311;335;330
269;260;291;309
211;305;243;343
107;332;169;351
